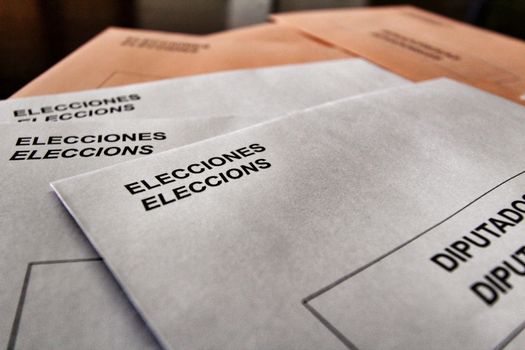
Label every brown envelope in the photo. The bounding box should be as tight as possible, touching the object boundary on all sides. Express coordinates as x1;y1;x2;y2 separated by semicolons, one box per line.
12;23;351;98
273;6;525;106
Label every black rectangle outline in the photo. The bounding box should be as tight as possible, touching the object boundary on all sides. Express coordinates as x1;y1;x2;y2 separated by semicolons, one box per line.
7;258;102;350
303;169;525;350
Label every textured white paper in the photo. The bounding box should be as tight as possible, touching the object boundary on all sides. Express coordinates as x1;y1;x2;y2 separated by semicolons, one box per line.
12;260;160;350
53;79;525;349
1;58;408;124
1;58;406;348
308;174;525;350
0;116;258;349
505;330;525;350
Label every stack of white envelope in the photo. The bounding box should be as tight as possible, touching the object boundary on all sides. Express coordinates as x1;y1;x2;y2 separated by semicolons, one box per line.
2;57;525;350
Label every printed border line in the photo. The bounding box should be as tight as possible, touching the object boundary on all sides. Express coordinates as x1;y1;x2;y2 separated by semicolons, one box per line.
303;169;525;350
96;70;166;88
7;258;102;350
495;320;525;350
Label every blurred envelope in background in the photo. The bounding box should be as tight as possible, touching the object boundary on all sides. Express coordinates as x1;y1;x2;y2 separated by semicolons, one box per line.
52;79;525;349
273;6;525;106
2;59;408;124
12;23;351;98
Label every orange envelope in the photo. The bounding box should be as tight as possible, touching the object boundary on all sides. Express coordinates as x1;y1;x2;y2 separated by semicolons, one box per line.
274;6;525;105
13;23;350;98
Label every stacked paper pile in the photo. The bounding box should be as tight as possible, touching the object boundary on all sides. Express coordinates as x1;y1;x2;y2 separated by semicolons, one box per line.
2;6;525;350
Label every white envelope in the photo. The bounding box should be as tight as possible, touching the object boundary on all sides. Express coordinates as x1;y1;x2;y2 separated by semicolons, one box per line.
1;58;406;348
1;58;408;124
307;170;525;350
0;116;259;349
52;79;525;349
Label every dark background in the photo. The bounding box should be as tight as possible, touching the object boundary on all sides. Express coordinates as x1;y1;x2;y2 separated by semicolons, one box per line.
1;0;524;99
